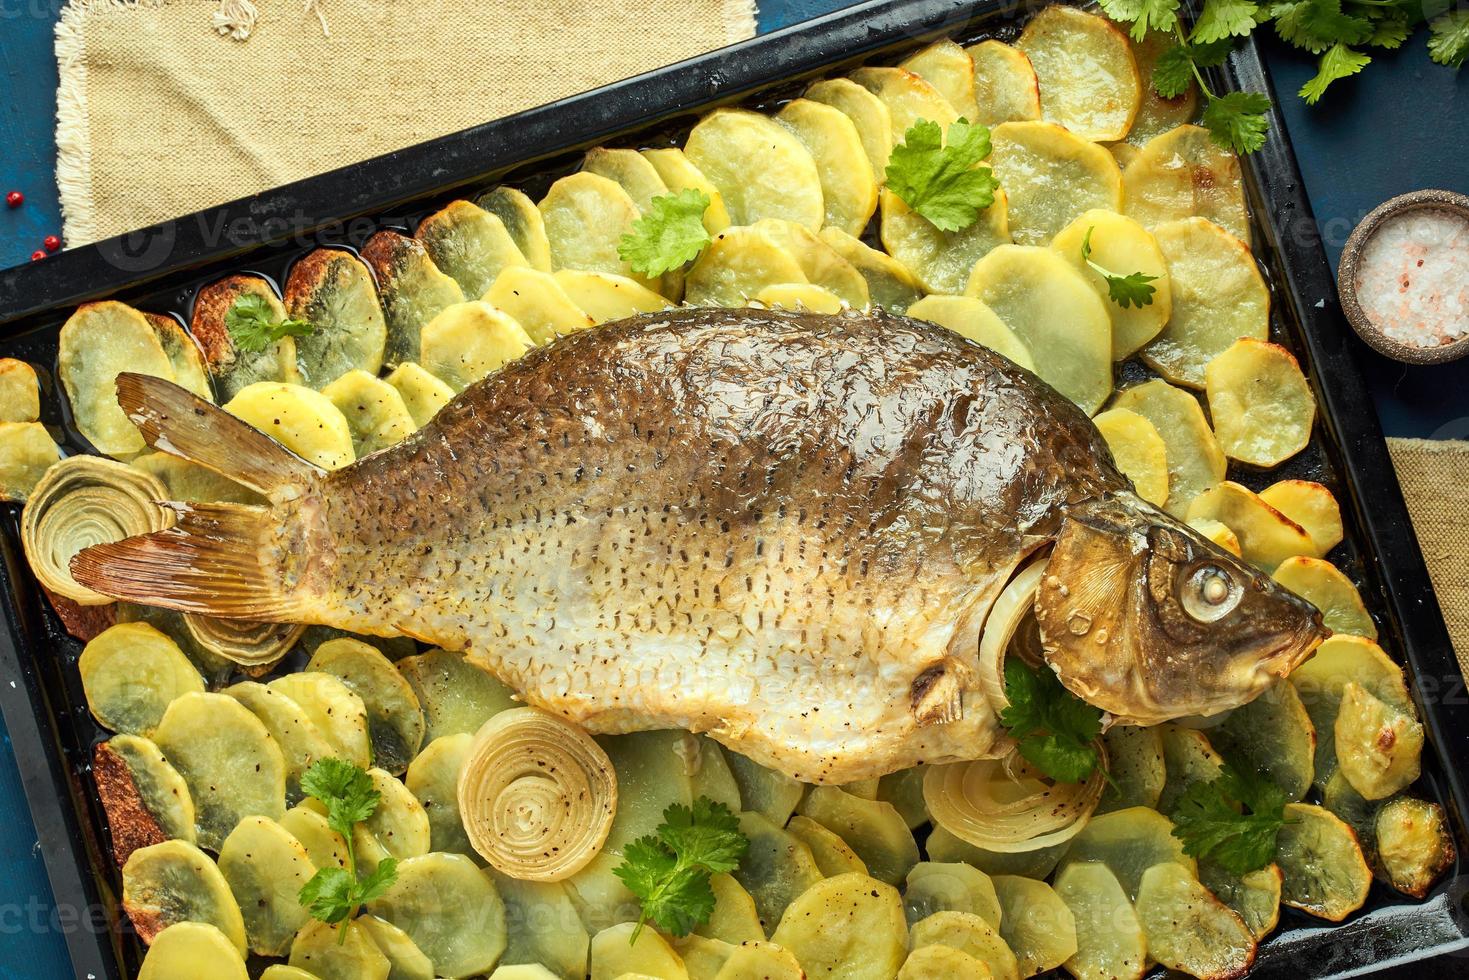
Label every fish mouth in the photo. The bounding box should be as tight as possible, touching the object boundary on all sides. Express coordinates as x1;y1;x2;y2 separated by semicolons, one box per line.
1261;610;1332;680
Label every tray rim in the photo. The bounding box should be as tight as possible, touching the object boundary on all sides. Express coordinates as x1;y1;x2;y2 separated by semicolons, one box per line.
0;0;1464;975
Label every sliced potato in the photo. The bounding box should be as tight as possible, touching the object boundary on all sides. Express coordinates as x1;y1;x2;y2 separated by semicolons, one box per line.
0;358;39;423
224;381;354;470
1135;862;1255;978
1125;34;1200;146
751;218;868;307
189;276;301;401
908;909;1017;980
1092;407;1169;506
715;941;803;980
279;804;349;872
1211;681;1316;801
1123;125;1248;244
1056;806;1196;900
404;732;473;857
877;766;929;830
771;873;908;980
786;813;867;876
1275;802;1373;920
1051;209;1172;358
903;861;1002;930
539;173;669;294
353;767;431;869
1109;379;1225;517
967;40;1041;126
1157;724;1226;816
79;621;203;737
308;637;425;774
360;229;465;367
289;918;391;980
965;244;1113;412
1259;480;1344;558
398;647;519;742
122;838;246;951
753;283;844;313
804;77;895;177
881;187;1011;295
59;300;178;457
1335;681;1423;800
732;810;824;932
1142;217;1269;388
698;872;765;945
95;734;196;863
1206;339;1317;467
130;451;256;504
1188;516;1243;556
385;361;455;429
321;369;416;457
553;269;671;324
268;671;371;767
419;300;532;392
1096;725;1166;814
1108;142;1139;168
988;122;1123;246
283;248;388;387
1053;861;1146;980
684;226;808;308
817;227;923;313
685;109;824;231
850;67;959;142
797;785;919;886
1274;556;1375;639
1376;796;1456;899
900;39;979;119
590;922;688;980
583;147;671;213
906;294;1034;370
1198;861;1282;940
722;750;805;826
484;266;595;345
152;691;287;849
1290;634;1412;786
369;852;508;978
418;199;530;299
1017;6;1141;141
1186;481;1317;571
641;148;733;233
141;313;211;401
0;422;60;502
992;876;1077;977
776;99;878;236
139;922;248;980
492;871;591;980
225;680;335;805
217;816;314;955
356;914;436;980
924;824;1068;879
479;186;554;272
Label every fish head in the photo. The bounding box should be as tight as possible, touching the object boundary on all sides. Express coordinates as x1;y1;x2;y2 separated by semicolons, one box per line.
1033;491;1328;726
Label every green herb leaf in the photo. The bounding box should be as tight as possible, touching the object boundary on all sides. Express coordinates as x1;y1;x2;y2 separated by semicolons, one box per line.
1081;226;1160;308
1300;43;1372;103
617;188;712;278
1429;9;1469;68
298;866;357;925
1152;43;1200;97
1098;0;1182;39
613;796;749;942
1193;0;1263;43
224;292;313;354
1171;766;1290;874
1201;90;1273;153
301;757;381;838
999;658;1105;784
1367;14;1411;50
354;856;399;906
1269;0;1372;54
884;119;999;233
296;758;399;944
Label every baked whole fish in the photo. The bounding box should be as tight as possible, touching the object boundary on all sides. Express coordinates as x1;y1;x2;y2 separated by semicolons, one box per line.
73;308;1327;783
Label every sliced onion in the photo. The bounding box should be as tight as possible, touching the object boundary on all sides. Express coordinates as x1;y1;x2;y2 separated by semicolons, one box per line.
457;707;617;881
976;556;1048;716
21;456;173;605
923;747;1106;853
184;613;305;669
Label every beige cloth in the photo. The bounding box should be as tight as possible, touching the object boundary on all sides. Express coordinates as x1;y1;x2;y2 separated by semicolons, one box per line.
54;0;756;245
1388;437;1469;672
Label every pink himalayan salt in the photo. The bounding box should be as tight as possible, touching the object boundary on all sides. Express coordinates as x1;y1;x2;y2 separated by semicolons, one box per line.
1354;207;1469;348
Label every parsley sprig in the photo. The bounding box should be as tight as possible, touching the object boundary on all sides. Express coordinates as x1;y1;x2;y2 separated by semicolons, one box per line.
884;119;1000;233
296;759;399;944
617;188;713;278
225;292;314;354
1170;765;1290;874
1081;226;1159;309
613;797;749;942
999;658;1107;784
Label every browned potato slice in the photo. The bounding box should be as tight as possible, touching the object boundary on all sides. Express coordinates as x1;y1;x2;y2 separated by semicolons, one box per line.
818;228;924;314
283;248;389;387
1125;34;1200;146
850;66;959;141
1275;803;1372;921
804;77;895;177
685;226;808;308
0;358;39;422
1051;209;1172;359
1273;556;1376;638
1259;480;1343;556
1135;862;1256;979
1092;407;1169;506
1124;126;1249;244
776;99;878;236
0;422;60;502
1376;797;1456;899
1110;379;1224;517
1187;481;1317;571
641;148;733;233
1290;634;1411;787
1206;339;1316;466
143;312;212;401
1016;6;1141;142
479;186;554;272
880;187;1011;295
360;230;465;368
1188;516;1242;555
988;122;1123;246
966;40;1041;126
95;734;196;864
1142;217;1268;388
190;276;302;401
418;199;530;298
906;295;1034;370
1335;681;1423;800
123;839;247;951
685;109;825;231
900;40;979;121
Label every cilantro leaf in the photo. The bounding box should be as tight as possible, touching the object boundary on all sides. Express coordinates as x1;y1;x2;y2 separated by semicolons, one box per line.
1081;226;1159;309
1269;0;1372;54
884;119;999;233
617;188;712;278
1098;0;1182;38
1152;43;1200;98
1429;9;1469;67
296;758;399;944
1171;765;1290;874
354;857;399;906
999;658;1105;784
224;292;313;354
298;866;357;925
1201;90;1273;153
1300;43;1371;103
301;757;381;838
658;798;747;874
1193;0;1263;43
1366;11;1411;49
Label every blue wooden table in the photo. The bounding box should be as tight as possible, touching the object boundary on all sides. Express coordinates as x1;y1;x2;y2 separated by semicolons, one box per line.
0;2;1466;975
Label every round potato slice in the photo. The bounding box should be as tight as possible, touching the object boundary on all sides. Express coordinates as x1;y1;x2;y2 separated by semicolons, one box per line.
1273;556;1376;639
123;838;247;951
419;301;533;393
397;647;520;742
484;266;596;345
880;187;1011;295
685;225;809;308
224;382;355;470
582;147;671;213
59;301;178;457
776;99;878;237
988;122;1123;246
804;77;895;177
385;361;454;430
1157;724;1226;816
1109;379;1225;517
967;40;1041;126
1055;806;1196;900
1141;217;1269;388
1199;862;1283;940
1136;862;1256;978
1125;35;1201;147
1051;209;1172;358
1186;481;1316;572
850;67;959;143
903;862;1002;930
1335;681;1423;800
356;232;458;371
479;186;554;272
797;786;919;886
1184;513;1239;549
405;732;474;857
279;804;349;872
269;671;371;767
80;622;204;737
1098;725;1166;814
356;914;436;980
771;873;908;980
1206;339;1316;466
225;681;336;806
491;870;591;980
308;637;425;774
321;369;416;458
1092;407;1169;506
139;922;248;980
1210;680;1317;801
640;147;733;234
1124;125;1249;244
906;294;1034;370
751;219;869;307
552;269;670;324
290;918;391;980
217;816;315;956
754;283;845;314
418;199;530;300
283;249;388;387
96;734;197;855
908;909;1017;980
1259;480;1344;557
993;875;1078;976
1275;803;1372;921
965;244;1113;413
1054;861;1146;980
591;922;687;980
0;358;39;423
1016;6;1141;141
1290;634;1412;785
539;172;668;294
733;810;824;932
685;109;824;231
0;422;60;502
369;852;508;978
818;227;924;314
900;39;980;121
353;768;431;872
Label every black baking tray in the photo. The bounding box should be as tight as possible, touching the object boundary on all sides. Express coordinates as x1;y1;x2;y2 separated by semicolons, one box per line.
1;0;1465;976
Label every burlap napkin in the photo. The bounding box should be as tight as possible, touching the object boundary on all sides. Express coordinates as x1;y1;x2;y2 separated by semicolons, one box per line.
1388;437;1469;671
54;0;756;245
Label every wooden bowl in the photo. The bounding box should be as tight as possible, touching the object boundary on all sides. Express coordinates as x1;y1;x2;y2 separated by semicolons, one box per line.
1337;189;1469;366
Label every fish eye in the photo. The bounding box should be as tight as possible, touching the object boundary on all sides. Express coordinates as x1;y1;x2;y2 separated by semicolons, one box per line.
1180;563;1242;623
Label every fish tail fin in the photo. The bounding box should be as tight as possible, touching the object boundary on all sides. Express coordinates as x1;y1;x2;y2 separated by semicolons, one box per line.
114;372;325;498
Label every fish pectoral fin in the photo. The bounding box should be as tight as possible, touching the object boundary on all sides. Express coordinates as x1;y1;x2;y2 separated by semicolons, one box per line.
911;659;966;726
